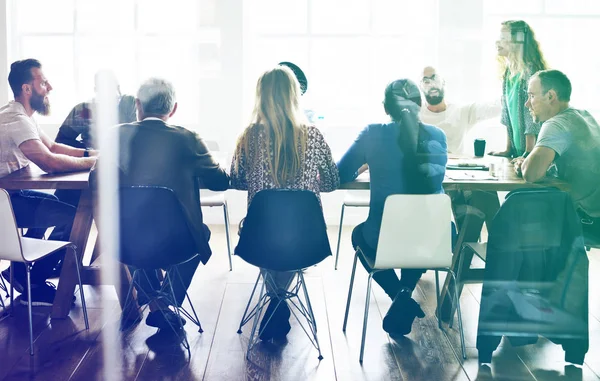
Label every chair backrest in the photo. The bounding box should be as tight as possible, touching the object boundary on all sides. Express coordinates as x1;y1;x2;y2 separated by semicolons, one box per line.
235;189;331;271
0;189;24;262
119;186;200;269
374;194;452;269
485;188;585;282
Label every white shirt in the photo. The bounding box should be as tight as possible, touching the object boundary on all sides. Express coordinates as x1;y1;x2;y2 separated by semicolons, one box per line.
420;101;500;154
0;101;42;178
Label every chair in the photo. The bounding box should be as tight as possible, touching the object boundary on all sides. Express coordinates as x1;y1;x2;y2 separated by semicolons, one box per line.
0;189;89;356
235;189;332;360
342;194;466;363
334;191;369;270
201;140;232;271
118;186;204;355
473;188;589;365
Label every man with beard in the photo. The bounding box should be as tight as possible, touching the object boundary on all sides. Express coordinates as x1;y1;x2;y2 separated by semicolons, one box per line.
0;59;96;306
419;66;500;154
515;69;600;240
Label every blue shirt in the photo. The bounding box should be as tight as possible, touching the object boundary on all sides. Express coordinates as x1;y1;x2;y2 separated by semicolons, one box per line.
337;122;448;248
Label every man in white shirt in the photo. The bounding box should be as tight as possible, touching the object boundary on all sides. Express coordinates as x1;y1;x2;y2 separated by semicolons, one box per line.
0;59;97;306
419;66;501;154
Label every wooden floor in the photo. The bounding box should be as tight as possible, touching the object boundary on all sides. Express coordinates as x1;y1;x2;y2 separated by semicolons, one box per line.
1;224;600;381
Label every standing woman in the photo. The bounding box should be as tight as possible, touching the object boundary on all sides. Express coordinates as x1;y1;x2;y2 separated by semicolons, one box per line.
230;65;339;341
337;79;449;335
491;20;548;158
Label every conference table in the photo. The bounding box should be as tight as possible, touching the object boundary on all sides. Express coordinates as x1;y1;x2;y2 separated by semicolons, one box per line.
0;157;568;321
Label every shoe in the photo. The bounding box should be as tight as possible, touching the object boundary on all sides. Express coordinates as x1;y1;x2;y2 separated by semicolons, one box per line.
146;309;186;331
259;299;291;341
19;282;57;307
18;282;77;307
2;268;25;294
382;291;425;336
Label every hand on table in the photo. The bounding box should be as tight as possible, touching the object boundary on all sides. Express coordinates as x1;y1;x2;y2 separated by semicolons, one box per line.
513;157;525;177
488;150;512;158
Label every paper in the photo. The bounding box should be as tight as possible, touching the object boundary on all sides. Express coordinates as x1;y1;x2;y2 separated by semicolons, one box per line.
445;171;497;181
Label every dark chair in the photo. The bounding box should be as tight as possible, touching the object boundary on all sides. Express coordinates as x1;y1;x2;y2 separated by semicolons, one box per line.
118;186;204;354
476;188;588;365
235;189;332;360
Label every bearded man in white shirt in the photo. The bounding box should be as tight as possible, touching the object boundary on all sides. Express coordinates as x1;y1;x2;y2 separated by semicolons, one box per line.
419;66;500;155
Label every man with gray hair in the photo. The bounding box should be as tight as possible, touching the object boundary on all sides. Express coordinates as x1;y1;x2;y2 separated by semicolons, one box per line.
117;78;230;330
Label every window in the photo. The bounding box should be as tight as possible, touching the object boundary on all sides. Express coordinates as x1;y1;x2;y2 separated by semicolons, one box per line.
8;0;221;127
243;0;439;129
481;0;600;118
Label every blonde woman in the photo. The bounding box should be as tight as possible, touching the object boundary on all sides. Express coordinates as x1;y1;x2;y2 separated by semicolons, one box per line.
490;20;548;158
231;65;339;341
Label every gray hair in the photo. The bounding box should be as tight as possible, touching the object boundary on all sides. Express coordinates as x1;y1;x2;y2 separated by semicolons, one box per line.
136;78;176;116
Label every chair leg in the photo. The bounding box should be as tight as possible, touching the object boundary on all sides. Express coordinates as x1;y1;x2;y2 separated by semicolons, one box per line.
164;272;191;356
119;269;139;330
223;203;233;271
343;251;359;332
10;262;14;317
72;246;89;330
359;274;373;364
435;270;442;330
450;271;467;360
335;204;346;270
237;271;262;333
246;273;267;360
298;272;323;360
172;266;203;332
26;265;34;356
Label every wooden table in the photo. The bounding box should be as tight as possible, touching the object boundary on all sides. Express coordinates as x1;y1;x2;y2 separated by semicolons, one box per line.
0;165;122;319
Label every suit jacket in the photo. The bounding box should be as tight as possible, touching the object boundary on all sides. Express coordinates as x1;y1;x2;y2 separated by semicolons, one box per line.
116;118;230;264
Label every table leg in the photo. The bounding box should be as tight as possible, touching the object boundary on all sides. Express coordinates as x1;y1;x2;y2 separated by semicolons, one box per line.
52;189;94;319
439;203;485;322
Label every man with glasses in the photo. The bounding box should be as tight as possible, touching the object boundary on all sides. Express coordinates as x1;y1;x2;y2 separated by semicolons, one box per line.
515;69;600;241
419;66;500;154
0;59;97;306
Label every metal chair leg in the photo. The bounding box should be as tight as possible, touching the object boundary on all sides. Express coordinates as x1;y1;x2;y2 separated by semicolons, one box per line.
435;270;442;329
343;251;359;332
334;204;346;270
246;272;267;360
237;272;262;333
223;203;233;271
72;246;89;330
450;271;467;360
298;272;323;360
171;266;203;332
165;272;191;357
26;265;34;356
359;274;373;363
10;262;14;317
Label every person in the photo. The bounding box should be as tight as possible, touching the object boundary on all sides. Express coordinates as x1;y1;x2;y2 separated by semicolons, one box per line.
55;70;136;149
110;78;230;330
490;20;548;159
419;66;500;155
337;79;449;336
0;59;97;306
515;69;600;240
230;65;339;341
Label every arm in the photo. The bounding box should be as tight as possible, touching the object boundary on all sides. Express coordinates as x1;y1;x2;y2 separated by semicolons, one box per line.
19;139;96;173
525;134;537;153
311;127;339;192
230;138;248;190
336;126;368;184
517;146;556;182
192;134;230;191
467;99;502;126
40;130;98;157
55;103;91;148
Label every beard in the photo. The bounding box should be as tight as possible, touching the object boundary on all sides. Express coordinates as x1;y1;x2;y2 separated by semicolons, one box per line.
425;88;445;106
30;89;50;115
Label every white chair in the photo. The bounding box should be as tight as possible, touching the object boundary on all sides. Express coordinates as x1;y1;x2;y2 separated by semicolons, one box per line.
342;194;466;363
334;191;370;270
201;140;233;271
0;189;89;355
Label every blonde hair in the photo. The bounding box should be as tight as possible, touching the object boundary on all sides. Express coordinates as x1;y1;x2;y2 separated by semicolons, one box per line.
498;20;548;77
237;66;308;187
